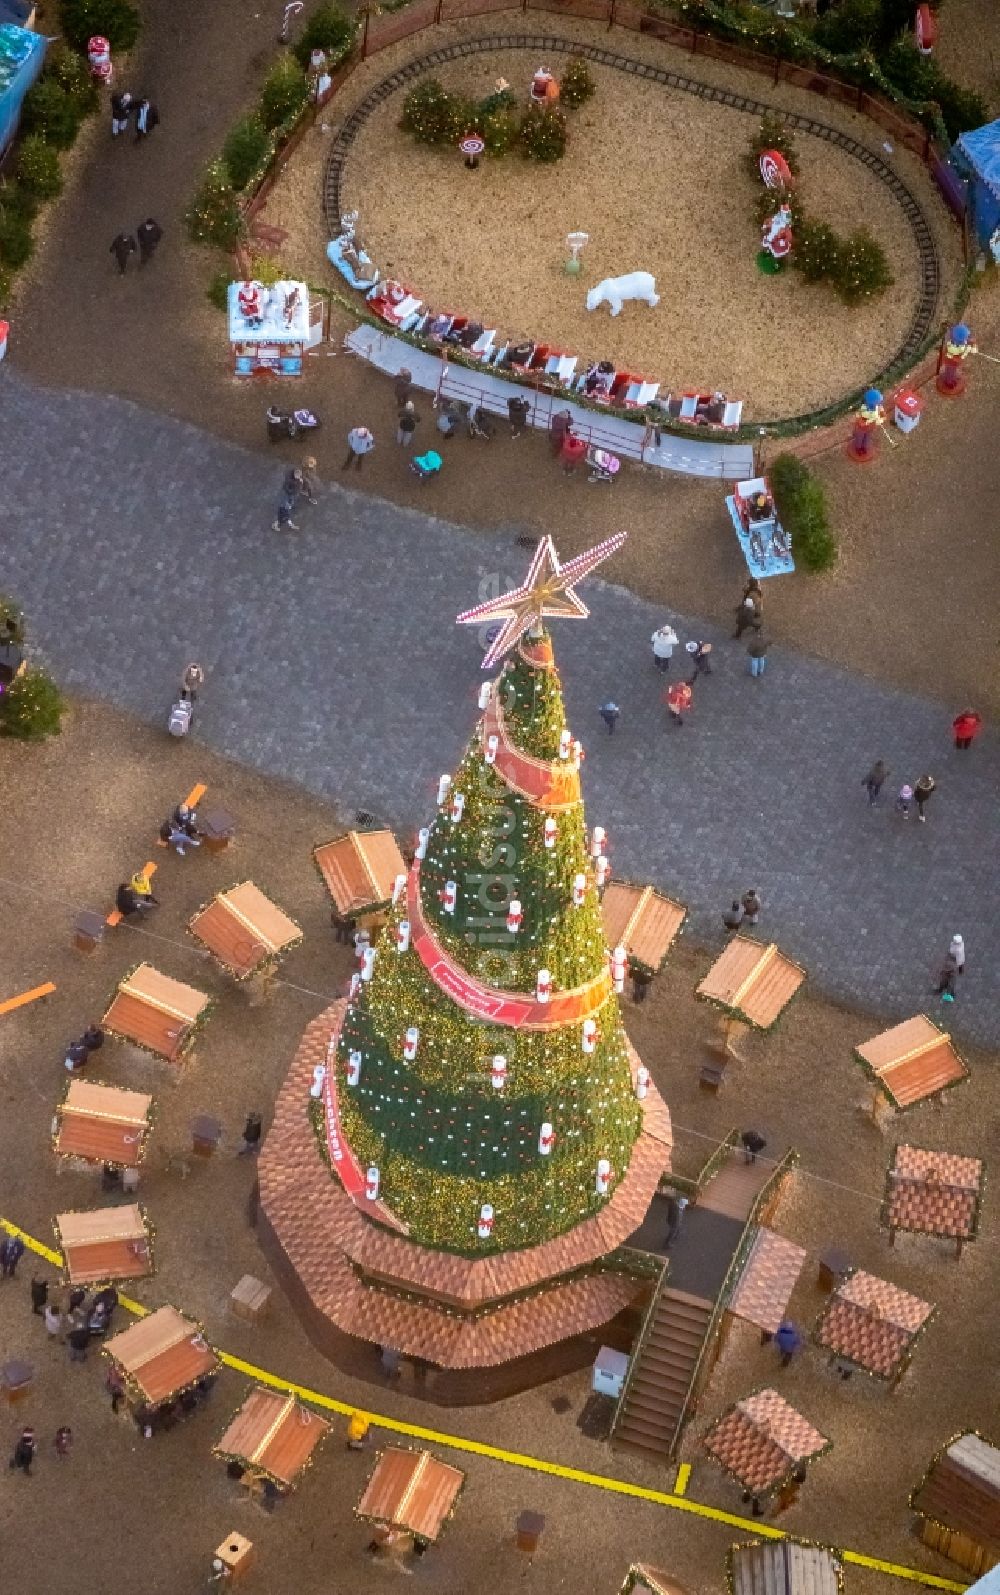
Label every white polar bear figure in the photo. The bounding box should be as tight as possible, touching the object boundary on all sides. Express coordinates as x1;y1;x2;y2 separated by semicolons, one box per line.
585;271;659;316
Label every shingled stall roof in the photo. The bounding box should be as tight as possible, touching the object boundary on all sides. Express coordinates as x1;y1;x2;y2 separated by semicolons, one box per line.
814;1269;934;1381
105;1305;218;1406
620;1565;693;1595
696;938;805;1030
601;883;686;973
730;1229;807;1335
314;829;406;917
357;1447;464;1544
55;1080;153;1167
855;1016;968;1110
189;881;301;978
883;1145;984;1246
912;1434;1000;1557
55;1204;152;1284
213;1389;328;1489
703;1389;829;1496
103;962;210;1063
730;1539;844;1595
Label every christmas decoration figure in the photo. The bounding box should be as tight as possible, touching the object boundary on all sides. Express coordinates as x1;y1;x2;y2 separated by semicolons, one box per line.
436;774;452;806
361;947;376;982
573;873;587;906
530;65;560;104
403;1026;420;1061
478;681;492;709
348;972;361;999
442;880;458;915
612;945;628;994
590;825;606;858
581;1019;598;1054
310;1065;326;1099
478;1203;495;1238
544;817;557;849
596;1158;612;1195
415;828;429;860
485;734;499;765
366;1166;380;1201
536;967;553;1003
847;387;886;463
635;1065;650;1100
559;728;572;759
450;792;465;823
392;873;407;906
538;1122;555;1154
87;36;112;84
936;323;976;397
396;921;411;954
595;854;611;890
506;898;523;934
491;1054;507;1090
760;203;794;267
347;1051;362;1086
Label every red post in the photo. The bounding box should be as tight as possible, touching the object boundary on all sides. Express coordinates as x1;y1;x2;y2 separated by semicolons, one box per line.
607;0;614;29
361;5;370;58
435;0;442;21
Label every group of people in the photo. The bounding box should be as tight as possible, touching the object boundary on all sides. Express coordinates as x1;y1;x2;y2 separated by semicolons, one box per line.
108;90;162;274
723;889;762;933
9;1426;73;1475
63;1022;104;1074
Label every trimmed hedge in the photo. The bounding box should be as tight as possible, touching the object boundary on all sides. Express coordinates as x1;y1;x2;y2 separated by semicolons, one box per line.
292;3;355;69
187;159;243;250
15;137;63;202
20;77;82;149
58;0;140;52
0;664;66;740
222;116;271;192
260;53;311;130
770;453;837;572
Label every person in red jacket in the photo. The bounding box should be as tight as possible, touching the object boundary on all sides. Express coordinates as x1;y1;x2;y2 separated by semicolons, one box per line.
952;708;983;751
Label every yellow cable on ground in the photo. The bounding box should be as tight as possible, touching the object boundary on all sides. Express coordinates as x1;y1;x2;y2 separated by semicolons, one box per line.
1;1218;966;1592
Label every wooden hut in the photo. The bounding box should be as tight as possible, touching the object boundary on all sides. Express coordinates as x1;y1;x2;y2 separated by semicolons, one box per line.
189;882;301;980
814;1269;934;1386
697;939;806;1030
104;1305;218;1408
730;1229;807;1336
214;1388;328;1490
855;1016;968;1119
314;829;406;928
882;1145;984;1257
55;1080;153;1168
356;1447;465;1545
704;1389;829;1509
729;1540;844;1595
55;1204;152;1284
619;1566;693;1595
912;1433;1000;1578
103;963;210;1064
601;883;686;974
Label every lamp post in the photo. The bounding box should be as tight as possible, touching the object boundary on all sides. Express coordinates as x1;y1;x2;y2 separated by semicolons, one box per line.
564;231;589;276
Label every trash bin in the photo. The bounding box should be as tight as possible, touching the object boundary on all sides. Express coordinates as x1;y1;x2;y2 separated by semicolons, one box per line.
74;910;105;954
198;808;236;855
515;1510;545;1553
191;1114;223;1157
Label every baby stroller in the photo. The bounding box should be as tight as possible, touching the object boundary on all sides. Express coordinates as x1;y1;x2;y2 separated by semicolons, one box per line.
586;445;621;485
410;450;442;482
468;405;494;441
266;405;321;443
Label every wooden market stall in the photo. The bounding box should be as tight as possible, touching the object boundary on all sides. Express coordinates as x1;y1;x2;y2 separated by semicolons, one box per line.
213;1388;328;1491
54;1080;153;1168
697;938;806;1028
314;828;407;928
814;1268;934;1387
619;1566;693;1595
189;882;301;980
729;1228;807;1336
855;1016;969;1120
55;1203;152;1284
703;1388;829;1514
356;1447;465;1546
912;1433;1000;1578
601;882;686;974
882;1145;984;1258
729;1540;844;1595
103;963;210;1064
104;1304;218;1409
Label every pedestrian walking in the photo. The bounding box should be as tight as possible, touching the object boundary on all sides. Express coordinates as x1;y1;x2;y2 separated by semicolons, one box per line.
734;581;762;638
106;1363;127;1414
396;401;418;447
436;401;461;439
342;425;375;470
110;89;133;136
347;1412;371;1450
54;1426;73;1459
723;900;744;932
949;933;966;976
67;1320;90;1363
507;395;530;438
134;97;159;140
894;783;914;820
913;773;936;823
393;368;412;409
549;408;574;456
237;1111;263;1156
9;1427;36;1475
67;1286;86;1315
741;1129;767;1165
81;1023;104;1056
862;760;889;806
741;888;761;926
663;1193;689;1248
44;1302;63;1342
30;1276;48;1315
598;701;620;736
686;639;712;682
631;965;653;1004
136;216;162;265
64;1038;89;1073
665;680;692;727
271;481;299;532
650;623;678;673
110;231;137;275
774;1320;802;1368
935;954;959;1003
299;455;319;505
181;662;204;702
1;1234;25;1278
952;708;983;751
746;635;769;677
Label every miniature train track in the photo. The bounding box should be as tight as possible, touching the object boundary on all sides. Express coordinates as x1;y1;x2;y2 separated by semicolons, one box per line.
324;35;942;429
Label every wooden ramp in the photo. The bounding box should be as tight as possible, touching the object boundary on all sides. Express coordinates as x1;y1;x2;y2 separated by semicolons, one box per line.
613;1287;713;1462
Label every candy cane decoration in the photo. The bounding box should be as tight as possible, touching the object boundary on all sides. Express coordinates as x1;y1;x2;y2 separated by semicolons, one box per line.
278;0;304;43
491;1054;507;1090
414;827;429;860
403;1026;420;1062
538;1121;555;1154
441;880;457;915
347;1051;362;1086
396;919;411;954
478;1203;494;1239
596;1158;611;1195
506;898;522;934
484;734;498;765
572;872;587;907
544;817;557;849
635;1064;650;1101
436;774;452;806
365;1165;380;1201
450;792;465;823
581;1019;597;1054
536;967;552;1003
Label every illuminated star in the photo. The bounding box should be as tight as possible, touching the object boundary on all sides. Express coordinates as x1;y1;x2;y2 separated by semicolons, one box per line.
456;532;628;670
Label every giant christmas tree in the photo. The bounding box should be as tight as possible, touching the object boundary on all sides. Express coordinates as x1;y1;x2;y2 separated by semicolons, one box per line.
261;535;672;1386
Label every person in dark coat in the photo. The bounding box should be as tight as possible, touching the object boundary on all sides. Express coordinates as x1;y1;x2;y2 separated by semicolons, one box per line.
110;232;137;275
237;1112;263;1156
67;1321;91;1363
774;1319;802;1367
631;965;653;1004
862;759;889;806
741;1129;767;1164
723;901;744;933
9;1427;36;1474
733;582;762;638
741;888;761;926
136;217;162;264
1;1233;25;1278
106;1364;127;1414
81;1023;104;1055
110;90;133;136
507;395;530;438
914;773;936;823
64;1039;89;1073
30;1276;48;1314
134;98;159;140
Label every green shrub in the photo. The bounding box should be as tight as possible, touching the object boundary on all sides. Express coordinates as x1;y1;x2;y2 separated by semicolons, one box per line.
518;104;567;163
206;271;230;312
20;77;81;150
746;110;798;179
0;263;12;309
932;78;988;142
813;0;881;53
14;137;63;202
0;207;34;270
58;0;141;52
45;43;100;116
0;182;39;225
186;159;243;249
0;664;65;741
260;53;310;130
222;115;271;191
477;85;517;120
835;228;893;303
793;218;840;283
481;106;519;156
770;453;837;573
245;252;285;285
292;3;355;70
560;56;596;110
400;79;458;144
753;186;803;229
880;37;939;102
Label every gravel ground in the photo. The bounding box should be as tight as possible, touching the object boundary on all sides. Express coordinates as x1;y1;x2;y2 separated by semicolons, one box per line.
934;0;1000;117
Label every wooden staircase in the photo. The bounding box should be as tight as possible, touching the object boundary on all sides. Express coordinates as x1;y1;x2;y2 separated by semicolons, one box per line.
697;1153;773;1220
612;1287;713;1461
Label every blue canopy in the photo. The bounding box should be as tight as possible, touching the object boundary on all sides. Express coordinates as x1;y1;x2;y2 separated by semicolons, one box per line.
954;119;1000;247
0;22;45;155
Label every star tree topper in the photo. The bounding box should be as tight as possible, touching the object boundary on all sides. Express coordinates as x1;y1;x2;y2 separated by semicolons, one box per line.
457;531;627;670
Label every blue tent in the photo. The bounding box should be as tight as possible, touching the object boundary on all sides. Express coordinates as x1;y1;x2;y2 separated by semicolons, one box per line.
0;22;46;157
953;119;1000;250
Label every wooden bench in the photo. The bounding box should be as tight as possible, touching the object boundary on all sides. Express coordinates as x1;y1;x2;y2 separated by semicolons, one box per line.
156;782;208;847
106;860;158;928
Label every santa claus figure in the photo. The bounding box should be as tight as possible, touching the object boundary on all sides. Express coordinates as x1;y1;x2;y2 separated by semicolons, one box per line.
530;65;560;104
238;281;264;324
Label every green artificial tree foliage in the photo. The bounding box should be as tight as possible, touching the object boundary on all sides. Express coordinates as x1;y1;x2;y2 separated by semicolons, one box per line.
334;634;643;1255
0;666;65;740
14;137;63;201
260;53;310;130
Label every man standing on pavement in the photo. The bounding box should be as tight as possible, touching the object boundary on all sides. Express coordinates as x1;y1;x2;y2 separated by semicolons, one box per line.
136;217;162;265
774;1320;802;1368
741;888;761;927
686;640;712;683
1;1233;25;1278
747;634;769;677
598;702;620;736
110;231;137;275
342;425;375;471
734;580;762;639
650;622;678;674
862;760;889;806
134;97;159;141
914;773;936;823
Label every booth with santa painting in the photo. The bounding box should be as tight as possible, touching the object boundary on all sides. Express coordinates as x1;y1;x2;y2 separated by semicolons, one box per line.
227;279;324;376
